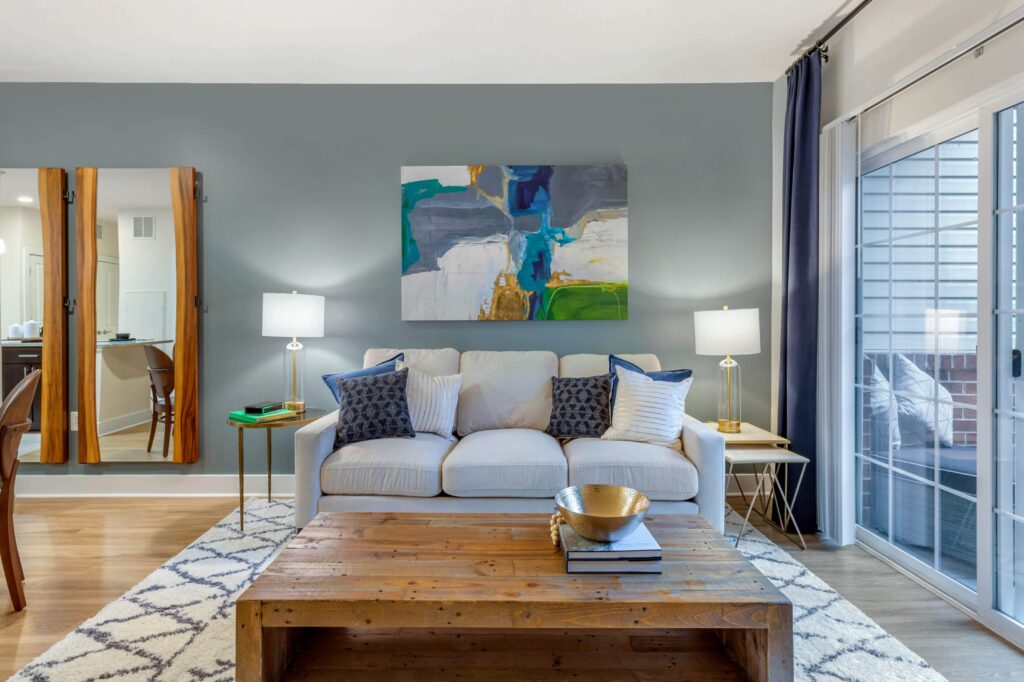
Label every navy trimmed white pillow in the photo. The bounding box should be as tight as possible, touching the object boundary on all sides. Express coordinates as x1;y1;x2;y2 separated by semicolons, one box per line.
334;367;415;448
608;354;693;413
322;352;404;403
546;374;612;439
602;365;691;448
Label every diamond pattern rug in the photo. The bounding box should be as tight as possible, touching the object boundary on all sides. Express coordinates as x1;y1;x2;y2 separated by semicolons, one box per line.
12;501;943;681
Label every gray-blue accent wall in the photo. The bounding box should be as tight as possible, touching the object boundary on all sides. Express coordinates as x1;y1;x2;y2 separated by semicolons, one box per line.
0;83;773;475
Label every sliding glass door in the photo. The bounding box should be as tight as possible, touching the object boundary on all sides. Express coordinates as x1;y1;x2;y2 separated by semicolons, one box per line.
852;89;1024;646
855;129;980;600
992;102;1024;630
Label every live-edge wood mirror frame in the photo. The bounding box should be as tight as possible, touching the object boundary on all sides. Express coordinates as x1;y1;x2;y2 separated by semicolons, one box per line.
75;167;199;463
39;169;69;463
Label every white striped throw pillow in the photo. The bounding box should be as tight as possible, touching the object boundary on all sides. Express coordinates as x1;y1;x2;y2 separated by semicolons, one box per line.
601;366;691;448
396;361;462;440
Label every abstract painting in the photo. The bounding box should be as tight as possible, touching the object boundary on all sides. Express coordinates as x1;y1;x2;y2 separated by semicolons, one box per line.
401;165;628;320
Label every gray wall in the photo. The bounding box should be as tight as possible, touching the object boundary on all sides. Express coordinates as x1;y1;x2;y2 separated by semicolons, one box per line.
0;84;773;476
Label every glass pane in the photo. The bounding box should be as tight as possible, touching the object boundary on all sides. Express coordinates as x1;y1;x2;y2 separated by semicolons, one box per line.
893;471;935;567
856;316;890;386
941;404;977;496
858;455;889;540
939;491;977;589
996;516;1024;624
996;314;1023;416
995;414;1024;520
857;387;894;464
857;127;978;592
995;210;1022;312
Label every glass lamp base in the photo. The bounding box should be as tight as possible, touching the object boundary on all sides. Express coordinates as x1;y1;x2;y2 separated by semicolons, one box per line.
284;339;306;413
717;356;742;434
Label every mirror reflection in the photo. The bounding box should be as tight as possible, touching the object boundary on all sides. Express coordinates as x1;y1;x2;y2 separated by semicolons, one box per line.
0;169;47;462
93;169;176;462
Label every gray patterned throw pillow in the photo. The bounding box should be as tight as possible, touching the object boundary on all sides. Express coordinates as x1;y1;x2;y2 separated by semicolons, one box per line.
335;367;415;447
546;374;612;439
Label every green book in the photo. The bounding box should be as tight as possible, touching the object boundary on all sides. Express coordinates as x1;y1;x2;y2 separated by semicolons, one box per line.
229;408;297;424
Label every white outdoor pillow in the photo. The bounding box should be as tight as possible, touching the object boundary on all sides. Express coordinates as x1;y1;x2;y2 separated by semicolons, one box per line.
869;364;901;452
397;361;461;440
601;366;691;448
892;353;953;448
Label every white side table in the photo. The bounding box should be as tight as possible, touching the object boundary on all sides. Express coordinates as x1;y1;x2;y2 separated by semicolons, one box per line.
708;422;808;550
725;448;810;550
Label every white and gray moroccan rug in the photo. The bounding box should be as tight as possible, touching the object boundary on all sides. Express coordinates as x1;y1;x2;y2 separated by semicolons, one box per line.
12;501;944;681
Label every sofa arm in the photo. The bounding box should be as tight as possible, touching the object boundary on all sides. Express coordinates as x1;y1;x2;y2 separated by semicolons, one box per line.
681;415;726;533
294;410;339;528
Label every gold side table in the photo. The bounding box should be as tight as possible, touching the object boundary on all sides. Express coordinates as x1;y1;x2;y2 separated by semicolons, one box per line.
227;408;329;530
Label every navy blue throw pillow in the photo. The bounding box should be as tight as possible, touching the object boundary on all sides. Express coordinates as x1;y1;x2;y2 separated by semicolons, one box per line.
334;367;415;448
322;352;404;403
608;354;693;411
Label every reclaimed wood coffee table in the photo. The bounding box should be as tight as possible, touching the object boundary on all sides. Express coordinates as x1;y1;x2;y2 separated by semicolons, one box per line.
236;513;793;681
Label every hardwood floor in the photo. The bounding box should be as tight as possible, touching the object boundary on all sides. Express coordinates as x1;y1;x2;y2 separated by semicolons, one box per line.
0;498;1020;679
742;503;1024;680
0;497;236;678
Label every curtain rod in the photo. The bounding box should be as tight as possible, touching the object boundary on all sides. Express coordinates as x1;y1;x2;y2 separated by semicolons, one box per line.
786;0;875;74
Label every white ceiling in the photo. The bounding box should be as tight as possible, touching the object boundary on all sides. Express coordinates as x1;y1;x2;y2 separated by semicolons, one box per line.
0;0;852;84
0;169;38;208
96;169;172;223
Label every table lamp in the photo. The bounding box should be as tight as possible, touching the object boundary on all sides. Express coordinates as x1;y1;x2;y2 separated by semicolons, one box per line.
262;291;325;413
694;306;761;433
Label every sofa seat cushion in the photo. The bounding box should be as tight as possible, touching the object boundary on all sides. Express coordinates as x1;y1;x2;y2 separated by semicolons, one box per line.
442;428;568;498
564;437;698;501
321;433;456;497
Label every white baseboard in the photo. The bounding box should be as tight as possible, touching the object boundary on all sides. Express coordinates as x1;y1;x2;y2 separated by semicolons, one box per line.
15;474;296;498
98;410;151;437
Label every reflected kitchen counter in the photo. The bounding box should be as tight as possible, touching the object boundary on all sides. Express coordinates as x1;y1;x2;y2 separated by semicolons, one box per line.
2;341;43;348
97;339;172;350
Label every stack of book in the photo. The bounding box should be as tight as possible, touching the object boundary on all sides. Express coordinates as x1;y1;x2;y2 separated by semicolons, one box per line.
558;523;662;574
228;402;297;424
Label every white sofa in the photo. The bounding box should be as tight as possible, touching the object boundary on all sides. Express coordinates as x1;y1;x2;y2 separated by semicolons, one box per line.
294;348;726;532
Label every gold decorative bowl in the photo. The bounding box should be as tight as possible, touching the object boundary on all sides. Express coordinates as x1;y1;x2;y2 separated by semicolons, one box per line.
554;484;651;542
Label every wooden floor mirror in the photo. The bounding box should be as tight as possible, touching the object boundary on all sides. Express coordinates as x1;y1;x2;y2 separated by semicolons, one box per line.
0;168;69;464
75;167;199;464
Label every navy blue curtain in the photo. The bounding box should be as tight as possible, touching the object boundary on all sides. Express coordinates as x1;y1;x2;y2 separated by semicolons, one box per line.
778;51;822;533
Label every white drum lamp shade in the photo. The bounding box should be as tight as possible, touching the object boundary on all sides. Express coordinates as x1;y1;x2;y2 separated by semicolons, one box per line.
262;292;325;413
694;307;761;356
693;306;760;433
262;292;325;338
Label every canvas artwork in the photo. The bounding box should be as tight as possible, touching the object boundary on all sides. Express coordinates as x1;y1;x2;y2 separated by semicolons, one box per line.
401;164;628;321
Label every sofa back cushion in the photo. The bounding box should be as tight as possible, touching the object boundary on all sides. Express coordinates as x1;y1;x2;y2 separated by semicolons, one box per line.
559;353;660;378
364;348;460;377
457;350;558;436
